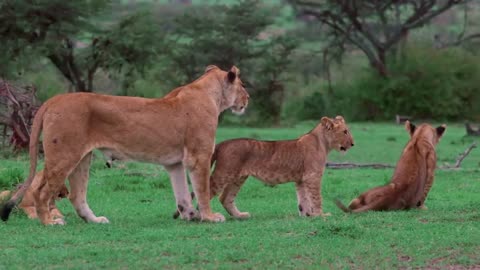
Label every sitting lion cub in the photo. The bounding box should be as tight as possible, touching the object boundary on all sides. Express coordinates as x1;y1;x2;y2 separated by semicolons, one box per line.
335;121;446;213
194;116;354;218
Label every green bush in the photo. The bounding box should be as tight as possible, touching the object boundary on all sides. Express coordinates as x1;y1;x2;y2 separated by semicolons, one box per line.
300;45;480;121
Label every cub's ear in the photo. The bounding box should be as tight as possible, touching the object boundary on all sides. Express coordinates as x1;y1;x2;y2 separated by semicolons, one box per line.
436;124;446;137
321;117;334;130
205;65;219;73
404;120;416;136
227;66;240;83
335;115;345;123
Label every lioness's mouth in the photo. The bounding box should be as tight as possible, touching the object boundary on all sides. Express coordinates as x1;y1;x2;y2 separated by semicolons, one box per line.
232;106;246;115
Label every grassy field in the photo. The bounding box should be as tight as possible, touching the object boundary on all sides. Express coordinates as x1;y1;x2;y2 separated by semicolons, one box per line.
0;122;479;269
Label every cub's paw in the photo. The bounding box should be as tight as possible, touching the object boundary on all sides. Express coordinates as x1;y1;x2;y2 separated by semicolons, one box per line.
418;205;428;210
233;212;251;219
201;212;226;223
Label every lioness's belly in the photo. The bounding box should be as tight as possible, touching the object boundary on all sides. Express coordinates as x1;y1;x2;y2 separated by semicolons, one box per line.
99;147;183;166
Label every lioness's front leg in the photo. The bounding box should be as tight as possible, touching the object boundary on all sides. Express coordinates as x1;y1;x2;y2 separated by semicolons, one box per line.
303;173;330;217
187;156;225;222
165;163;199;220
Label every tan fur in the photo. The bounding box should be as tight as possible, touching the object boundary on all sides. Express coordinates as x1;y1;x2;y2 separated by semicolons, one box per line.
206;116;354;218
18;171;69;219
335;121;446;213
4;65;249;225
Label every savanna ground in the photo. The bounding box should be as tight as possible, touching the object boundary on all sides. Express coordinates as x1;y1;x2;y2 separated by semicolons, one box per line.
0;122;479;269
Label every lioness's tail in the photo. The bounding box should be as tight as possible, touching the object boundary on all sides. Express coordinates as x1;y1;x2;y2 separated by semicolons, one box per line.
1;104;46;221
334;199;352;213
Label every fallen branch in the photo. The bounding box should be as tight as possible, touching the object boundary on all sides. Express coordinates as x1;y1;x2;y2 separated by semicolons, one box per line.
326;162;394;169
439;142;477;169
327;142;477;170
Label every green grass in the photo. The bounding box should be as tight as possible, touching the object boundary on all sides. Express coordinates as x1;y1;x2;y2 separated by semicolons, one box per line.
0;122;479;269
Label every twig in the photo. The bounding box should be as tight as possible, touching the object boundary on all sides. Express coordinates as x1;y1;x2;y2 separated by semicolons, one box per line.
440;142;477;169
326;162;394;169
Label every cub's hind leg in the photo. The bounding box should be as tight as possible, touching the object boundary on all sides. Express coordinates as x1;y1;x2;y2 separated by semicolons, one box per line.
295;182;311;216
219;176;249;219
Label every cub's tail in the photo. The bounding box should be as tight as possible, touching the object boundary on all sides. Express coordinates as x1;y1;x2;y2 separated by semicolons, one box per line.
334;198;352;213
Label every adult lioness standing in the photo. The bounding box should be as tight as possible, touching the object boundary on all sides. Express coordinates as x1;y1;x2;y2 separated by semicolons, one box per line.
1;65;249;225
335;121;446;213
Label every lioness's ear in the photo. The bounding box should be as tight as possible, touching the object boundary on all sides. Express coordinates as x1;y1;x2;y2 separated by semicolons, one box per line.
205;65;219;73
405;120;416;136
227;66;240;83
335;116;345;123
436;124;446;137
321;117;334;130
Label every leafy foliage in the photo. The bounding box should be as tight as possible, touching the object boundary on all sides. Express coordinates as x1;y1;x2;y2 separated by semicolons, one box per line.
161;0;298;124
301;45;480;121
0;0;166;92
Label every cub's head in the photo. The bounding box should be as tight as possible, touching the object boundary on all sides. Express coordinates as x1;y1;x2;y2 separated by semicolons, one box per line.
213;65;249;115
405;120;446;146
321;116;354;152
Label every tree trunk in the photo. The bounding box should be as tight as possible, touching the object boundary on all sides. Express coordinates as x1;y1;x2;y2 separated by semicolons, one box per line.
372;48;388;77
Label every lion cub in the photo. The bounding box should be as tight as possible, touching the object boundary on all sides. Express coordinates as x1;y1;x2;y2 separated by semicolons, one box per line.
335;121;446;213
208;116;354;218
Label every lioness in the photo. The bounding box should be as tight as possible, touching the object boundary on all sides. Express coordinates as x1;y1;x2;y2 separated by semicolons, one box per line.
1;65;249;225
176;116;354;218
335;121;446;213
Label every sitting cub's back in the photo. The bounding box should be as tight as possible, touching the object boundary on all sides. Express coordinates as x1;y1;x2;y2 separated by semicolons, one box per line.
212;138;305;184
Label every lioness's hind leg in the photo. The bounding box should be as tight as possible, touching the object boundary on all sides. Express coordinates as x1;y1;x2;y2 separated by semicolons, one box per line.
165;163;199;221
69;152;109;224
219;176;249;219
187;155;225;222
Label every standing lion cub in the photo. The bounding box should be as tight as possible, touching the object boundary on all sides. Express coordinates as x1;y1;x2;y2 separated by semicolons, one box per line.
335;121;446;213
175;116;354;219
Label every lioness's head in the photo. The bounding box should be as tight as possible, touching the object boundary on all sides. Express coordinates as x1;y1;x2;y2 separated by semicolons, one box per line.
320;116;354;152
210;65;249;115
405;120;446;145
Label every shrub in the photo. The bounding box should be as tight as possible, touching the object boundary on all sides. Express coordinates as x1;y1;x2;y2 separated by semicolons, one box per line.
300;45;480;121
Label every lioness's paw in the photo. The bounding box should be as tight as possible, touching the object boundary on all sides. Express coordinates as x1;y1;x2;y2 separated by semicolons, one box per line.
201;212;226;223
234;212;251;219
91;216;110;224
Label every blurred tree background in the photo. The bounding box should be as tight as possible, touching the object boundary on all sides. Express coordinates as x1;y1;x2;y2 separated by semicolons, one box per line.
1;0;480;127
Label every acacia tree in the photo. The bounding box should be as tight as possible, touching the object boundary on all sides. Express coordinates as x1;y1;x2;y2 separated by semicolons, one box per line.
289;0;468;77
163;0;297;124
0;0;165;92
